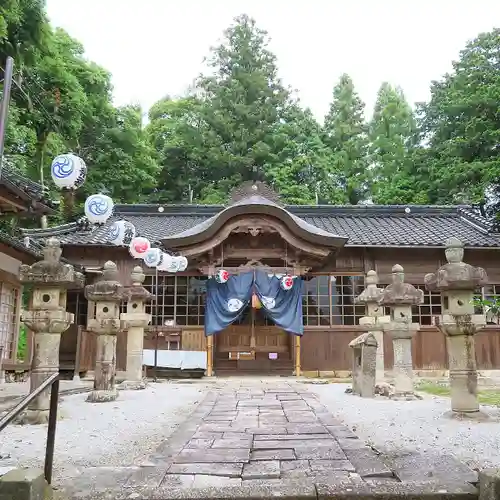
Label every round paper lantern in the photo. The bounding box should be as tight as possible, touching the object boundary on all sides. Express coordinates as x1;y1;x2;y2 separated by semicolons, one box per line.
280;275;294;291
84;194;114;224
157;253;173;271
51;153;87;189
168;256;182;273
215;269;229;284
177;256;188;272
129;237;151;259
108;220;136;246
143;248;163;268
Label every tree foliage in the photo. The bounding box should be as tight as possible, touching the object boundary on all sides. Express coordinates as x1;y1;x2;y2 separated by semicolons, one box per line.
323;74;369;204
419;29;500;216
2;1;158;226
2;8;500;228
368;83;421;204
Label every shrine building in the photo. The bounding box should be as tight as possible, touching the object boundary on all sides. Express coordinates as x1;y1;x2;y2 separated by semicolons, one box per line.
16;181;500;377
0;164;54;371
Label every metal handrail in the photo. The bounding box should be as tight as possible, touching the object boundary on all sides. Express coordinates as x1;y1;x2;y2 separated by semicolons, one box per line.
0;372;60;484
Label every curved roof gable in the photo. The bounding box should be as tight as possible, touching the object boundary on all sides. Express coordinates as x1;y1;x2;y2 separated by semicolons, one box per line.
160;194;348;248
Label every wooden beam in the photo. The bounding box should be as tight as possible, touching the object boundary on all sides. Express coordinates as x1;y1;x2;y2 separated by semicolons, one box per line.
166;215;333;259
0;197;25;211
199;265;312;276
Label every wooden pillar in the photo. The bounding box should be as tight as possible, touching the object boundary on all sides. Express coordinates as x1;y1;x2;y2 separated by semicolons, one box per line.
206;334;213;376
295;335;301;377
73;325;82;381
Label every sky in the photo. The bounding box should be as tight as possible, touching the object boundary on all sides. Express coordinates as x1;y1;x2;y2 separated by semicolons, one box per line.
45;0;500;121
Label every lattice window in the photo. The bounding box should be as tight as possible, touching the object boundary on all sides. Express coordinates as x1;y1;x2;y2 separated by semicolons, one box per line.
411;285;442;326
67;291;88;327
302;275;366;326
143;275;207;326
0;282;20;360
479;284;500;324
377;284;442;326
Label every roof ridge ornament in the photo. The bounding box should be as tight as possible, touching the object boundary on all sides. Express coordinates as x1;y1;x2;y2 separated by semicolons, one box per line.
228;181;284;206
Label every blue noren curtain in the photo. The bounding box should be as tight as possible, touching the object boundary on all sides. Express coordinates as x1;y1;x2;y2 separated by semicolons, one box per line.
204;272;254;336
254;271;304;336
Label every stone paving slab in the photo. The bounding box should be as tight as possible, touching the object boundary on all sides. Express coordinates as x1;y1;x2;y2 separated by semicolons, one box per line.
382;451;479;484
60;379;481;499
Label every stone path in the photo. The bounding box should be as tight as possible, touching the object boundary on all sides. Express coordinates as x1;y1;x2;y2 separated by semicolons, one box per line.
61;379;479;499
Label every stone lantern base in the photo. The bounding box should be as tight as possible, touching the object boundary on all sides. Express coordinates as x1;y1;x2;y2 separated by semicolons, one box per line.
86;387;119;403
118;379;147;391
443;409;490;421
15;409;50;426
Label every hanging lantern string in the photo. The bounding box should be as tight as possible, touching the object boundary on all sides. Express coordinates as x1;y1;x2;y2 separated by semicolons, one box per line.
285;241;289;274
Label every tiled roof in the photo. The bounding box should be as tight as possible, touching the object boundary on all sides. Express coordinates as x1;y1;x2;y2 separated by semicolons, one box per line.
163;195;347;248
20;202;500;249
0;163;55;212
0;230;43;259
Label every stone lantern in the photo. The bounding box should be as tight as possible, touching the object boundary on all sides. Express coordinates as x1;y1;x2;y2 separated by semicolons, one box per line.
379;264;423;400
425;237;488;419
85;261;124;403
119;266;152;389
355;270;389;382
19;237;84;424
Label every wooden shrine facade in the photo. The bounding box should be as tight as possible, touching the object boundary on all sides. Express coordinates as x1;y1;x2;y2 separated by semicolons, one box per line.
0;164;54;372
18;182;500;376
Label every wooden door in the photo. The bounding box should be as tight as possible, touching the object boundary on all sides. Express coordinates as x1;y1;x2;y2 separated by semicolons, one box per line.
254;325;289;353
214;306;293;374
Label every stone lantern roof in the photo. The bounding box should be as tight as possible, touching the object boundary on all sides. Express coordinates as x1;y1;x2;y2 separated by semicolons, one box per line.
379;265;424;307
425;237;488;291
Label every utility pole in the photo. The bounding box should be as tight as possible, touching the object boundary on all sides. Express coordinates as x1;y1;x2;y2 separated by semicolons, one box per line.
0;56;14;179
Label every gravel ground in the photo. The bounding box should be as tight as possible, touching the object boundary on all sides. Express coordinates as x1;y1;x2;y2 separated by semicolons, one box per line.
0;381;208;480
309;382;500;470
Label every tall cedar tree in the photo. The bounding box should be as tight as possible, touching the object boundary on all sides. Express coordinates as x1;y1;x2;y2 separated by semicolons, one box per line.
323;74;369;204
194;14;292;202
369;82;421;204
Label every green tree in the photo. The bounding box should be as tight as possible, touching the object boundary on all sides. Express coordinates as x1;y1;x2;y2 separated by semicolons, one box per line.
80;104;159;204
5;20;159;223
14;29;88;192
194;14;293;200
0;0;48;67
420;29;500;218
267;105;338;204
323;74;369;204
369;82;420;204
146;95;209;203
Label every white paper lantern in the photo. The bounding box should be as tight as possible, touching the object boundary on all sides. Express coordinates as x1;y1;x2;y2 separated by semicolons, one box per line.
51;153;87;189
108;220;136;246
167;255;181;273
84;194;114;224
156;253;173;271
144;248;163;268
177;256;188;272
129;237;151;259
